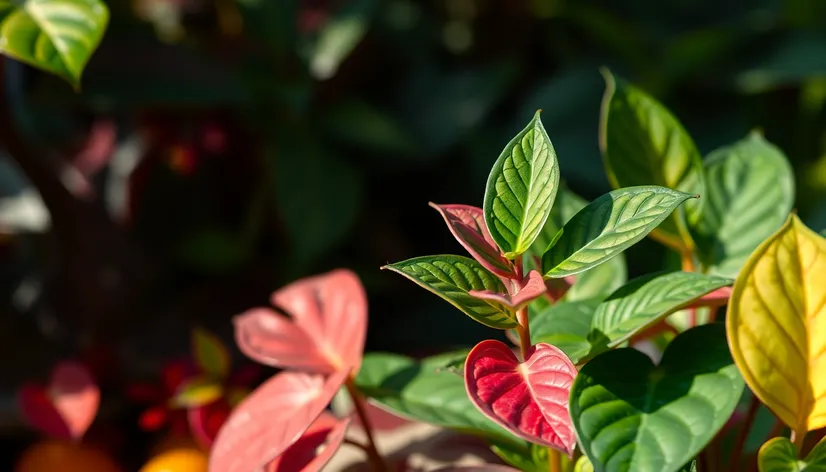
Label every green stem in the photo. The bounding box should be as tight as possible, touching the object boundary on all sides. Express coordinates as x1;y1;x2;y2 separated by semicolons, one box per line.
548;447;561;472
729;394;760;471
344;378;388;472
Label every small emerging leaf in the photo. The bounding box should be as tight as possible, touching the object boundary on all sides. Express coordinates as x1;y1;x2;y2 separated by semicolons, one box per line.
484;111;560;259
469;270;547;310
383;255;517;329
542;186;696;278
192;326;231;379
758;435;826;471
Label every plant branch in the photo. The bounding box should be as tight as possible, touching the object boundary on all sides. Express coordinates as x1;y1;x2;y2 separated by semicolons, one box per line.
548;447;561;472
344;378;388;472
729;395;760;471
681;250;698;327
516;306;531;361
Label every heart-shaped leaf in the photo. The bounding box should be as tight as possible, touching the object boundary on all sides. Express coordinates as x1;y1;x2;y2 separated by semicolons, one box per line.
599;69;704;251
758;435;826;471
383;255;516;329
727;214;826;434
470;270;547;310
355;352;531;452
691;132;795;277
192;326;231;379
465;340;577;454
18;361;100;440
0;0;109;87
570;324;744;472
430;203;516;278
266;412;350;472
234;269;367;374
484;110;560;259
542;186;697;278
208;369;349;472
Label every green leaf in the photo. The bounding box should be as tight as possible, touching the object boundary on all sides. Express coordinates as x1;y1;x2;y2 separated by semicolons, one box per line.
0;0;108;87
758;435;826;471
383;255;516;329
591;271;733;349
355;352;529;451
170;376;224;408
691;132;795;278
483;111;560;259
574;456;594;472
542;186;696;278
570;324;744;472
527;299;600;364
490;441;547;472
191;326;231;379
599;69;705;251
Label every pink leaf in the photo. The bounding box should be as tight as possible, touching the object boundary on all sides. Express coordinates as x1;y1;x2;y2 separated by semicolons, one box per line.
469;271;547;310
464;340;577;456
430;203;516;278
688;286;732;308
545;275;576;301
235;269;367;374
208;369;349;472
266;412;350;472
18;361;100;440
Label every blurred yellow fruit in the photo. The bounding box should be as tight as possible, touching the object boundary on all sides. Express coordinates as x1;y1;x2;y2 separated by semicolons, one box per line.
140;448;209;472
15;440;123;472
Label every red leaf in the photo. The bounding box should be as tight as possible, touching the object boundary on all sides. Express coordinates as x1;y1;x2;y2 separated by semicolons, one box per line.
266;412;350;472
209;369;349;472
138;405;169;431
469;270;547;310
235;269;367;374
464;340;576;455
18;361;100;440
430;203;516;278
188;398;232;449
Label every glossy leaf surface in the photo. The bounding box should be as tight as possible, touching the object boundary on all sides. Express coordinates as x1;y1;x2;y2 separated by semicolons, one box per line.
527;299;600;364
484;111;560;258
234;269;367;374
599;70;704;250
571;324;744;472
0;0;108;87
727;214;826;433
430;203;515;277
192;327;231;379
208;369;348;472
469;270;546;310
383;255;516;329
266;412;350;472
758;435;826;471
692;132;795;277
465;340;577;454
542;186;696;278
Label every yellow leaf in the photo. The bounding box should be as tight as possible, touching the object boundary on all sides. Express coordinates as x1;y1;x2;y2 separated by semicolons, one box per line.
727;213;826;434
170;376;224;408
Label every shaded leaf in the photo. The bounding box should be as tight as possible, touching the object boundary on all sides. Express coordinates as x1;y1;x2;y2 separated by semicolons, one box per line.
465;340;577;454
234;269;367;374
542;186;696;278
758;435;826;471
484;111;560;258
570;324;744;472
266;412;350;472
727;214;826;433
383;255;516;329
192;326;231;379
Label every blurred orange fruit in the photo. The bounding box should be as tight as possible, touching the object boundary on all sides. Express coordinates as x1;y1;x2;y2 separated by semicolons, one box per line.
139;448;209;472
15;440;123;472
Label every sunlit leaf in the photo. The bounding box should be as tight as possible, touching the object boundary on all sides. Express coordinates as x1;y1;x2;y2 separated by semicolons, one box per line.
234;269;367;374
574;456;594;472
691;132;795;277
266;412;350;472
0;0;109;87
542;186;696;278
465;340;577;454
571;324;744;472
599;69;704;251
430;203;515;277
192;326;231;379
758;435;826;471
727;214;826;434
208;369;349;472
484;110;560;259
383;255;516;329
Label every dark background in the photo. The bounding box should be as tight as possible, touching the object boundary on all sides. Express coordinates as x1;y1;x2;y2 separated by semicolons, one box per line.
2;0;826;467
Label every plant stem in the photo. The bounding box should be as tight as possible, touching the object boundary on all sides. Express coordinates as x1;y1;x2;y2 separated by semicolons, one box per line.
729;395;760;471
681;250;698;326
548;447;561;472
344;378;388;472
516;306;531;360
792;428;806;453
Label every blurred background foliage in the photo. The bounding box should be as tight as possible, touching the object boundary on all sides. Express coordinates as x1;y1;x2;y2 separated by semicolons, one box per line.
3;0;826;463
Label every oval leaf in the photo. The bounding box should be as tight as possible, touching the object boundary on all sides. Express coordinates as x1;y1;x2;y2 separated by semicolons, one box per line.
758;435;826;471
727;214;826;433
599;69;704;251
383;255;516;329
542;186;696;278
0;0;109;87
430;203;516;278
691;132;795;277
465;340;577;455
208;369;349;472
192;326;231;379
483;110;560;259
570;324;744;472
234;269;367;374
266;412;351;472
